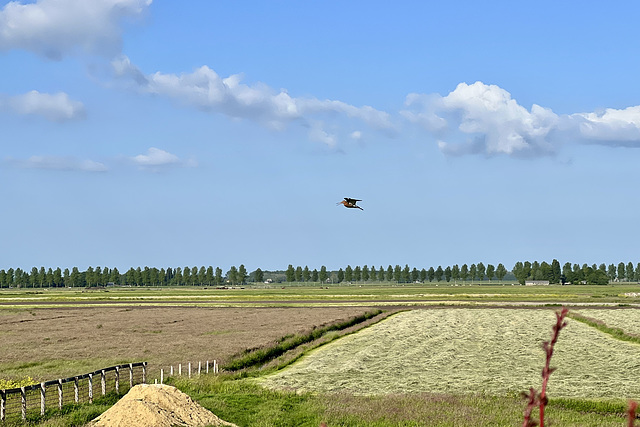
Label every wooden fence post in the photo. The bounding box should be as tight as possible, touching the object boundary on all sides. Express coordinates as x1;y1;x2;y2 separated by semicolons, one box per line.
179;364;182;376
1;389;5;422
170;365;174;376
206;360;209;374
74;377;79;403
188;362;191;378
115;366;120;394
129;364;133;389
101;370;106;396
20;387;26;422
198;361;201;375
142;362;147;384
160;369;164;385
88;374;93;404
1;389;6;422
58;379;63;409
40;382;46;416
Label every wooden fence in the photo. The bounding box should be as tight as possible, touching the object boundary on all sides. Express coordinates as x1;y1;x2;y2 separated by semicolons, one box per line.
0;362;147;423
154;360;219;385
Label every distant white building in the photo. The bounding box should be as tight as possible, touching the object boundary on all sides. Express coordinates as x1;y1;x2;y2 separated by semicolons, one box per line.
525;280;550;286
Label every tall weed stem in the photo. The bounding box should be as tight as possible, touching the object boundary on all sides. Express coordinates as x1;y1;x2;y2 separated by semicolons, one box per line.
628;400;637;427
522;307;568;427
539;307;568;426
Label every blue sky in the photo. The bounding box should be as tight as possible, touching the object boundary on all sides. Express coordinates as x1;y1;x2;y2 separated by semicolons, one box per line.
1;0;639;273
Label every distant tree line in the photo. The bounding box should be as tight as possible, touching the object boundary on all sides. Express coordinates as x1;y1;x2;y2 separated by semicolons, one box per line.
0;260;638;288
563;261;639;285
0;265;250;288
512;260;640;285
310;263;511;284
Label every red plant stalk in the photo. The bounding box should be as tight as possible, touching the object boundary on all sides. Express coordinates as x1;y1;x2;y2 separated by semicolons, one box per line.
628;400;637;427
522;388;538;427
538;307;568;427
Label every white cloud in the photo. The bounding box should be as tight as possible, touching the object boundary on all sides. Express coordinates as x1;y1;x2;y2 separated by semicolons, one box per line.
143;65;301;127
0;0;151;59
401;93;448;132
110;54;148;85
404;81;640;157
108;54;640;157
308;122;336;147
572;106;640;146
403;82;558;157
297;98;394;131
350;131;362;140
111;56;395;141
2;90;85;121
130;147;195;170
11;155;107;171
5;149;195;172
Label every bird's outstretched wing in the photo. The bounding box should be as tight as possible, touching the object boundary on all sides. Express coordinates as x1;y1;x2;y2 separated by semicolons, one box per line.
344;198;361;203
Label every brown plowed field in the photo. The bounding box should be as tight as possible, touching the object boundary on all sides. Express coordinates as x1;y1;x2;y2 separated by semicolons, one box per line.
0;306;374;380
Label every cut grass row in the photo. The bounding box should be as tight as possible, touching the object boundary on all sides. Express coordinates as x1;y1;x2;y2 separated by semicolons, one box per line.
569;312;640;344
572;309;640;338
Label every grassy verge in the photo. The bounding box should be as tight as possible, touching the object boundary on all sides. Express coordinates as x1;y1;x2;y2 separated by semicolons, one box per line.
549;397;629;416
222;309;387;372
568;311;640;344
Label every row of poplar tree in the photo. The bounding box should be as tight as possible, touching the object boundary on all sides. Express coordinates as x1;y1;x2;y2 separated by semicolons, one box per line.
285;263;511;284
0;260;638;288
0;266;250;288
514;260;640;285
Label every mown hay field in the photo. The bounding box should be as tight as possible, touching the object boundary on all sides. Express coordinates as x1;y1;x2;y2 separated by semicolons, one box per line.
260;308;640;400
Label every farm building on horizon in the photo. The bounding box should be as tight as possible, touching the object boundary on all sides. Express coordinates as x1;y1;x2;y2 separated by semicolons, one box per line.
525;280;550;286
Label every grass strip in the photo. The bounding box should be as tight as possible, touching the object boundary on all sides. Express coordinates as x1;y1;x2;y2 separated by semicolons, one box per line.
548;397;629;416
568;312;640;344
222;309;383;371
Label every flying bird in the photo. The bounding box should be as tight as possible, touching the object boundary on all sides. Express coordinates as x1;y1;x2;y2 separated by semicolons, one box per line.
338;197;363;210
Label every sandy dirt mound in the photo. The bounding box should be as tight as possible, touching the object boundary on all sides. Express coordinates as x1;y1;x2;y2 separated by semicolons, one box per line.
88;384;237;427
